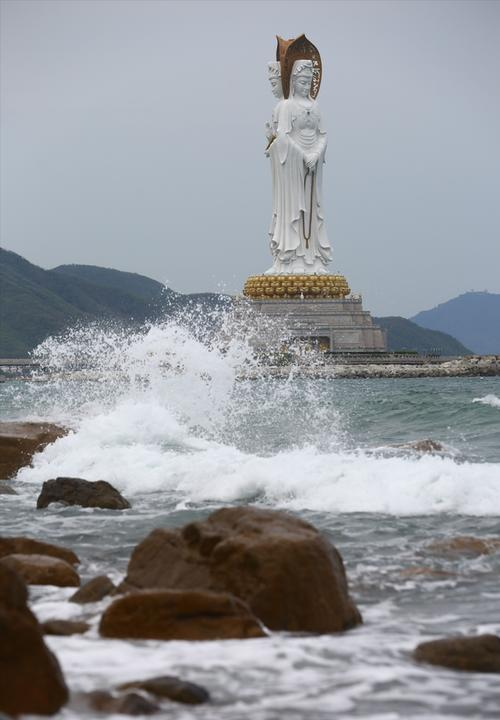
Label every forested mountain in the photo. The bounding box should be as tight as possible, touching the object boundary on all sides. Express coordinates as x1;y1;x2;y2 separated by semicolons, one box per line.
0;249;227;357
374;316;471;355
411;292;500;354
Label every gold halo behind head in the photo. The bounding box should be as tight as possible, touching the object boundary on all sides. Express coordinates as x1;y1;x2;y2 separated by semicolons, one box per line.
276;34;322;99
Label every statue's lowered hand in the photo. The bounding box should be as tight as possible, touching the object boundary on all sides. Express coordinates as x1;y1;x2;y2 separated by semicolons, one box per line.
305;154;318;171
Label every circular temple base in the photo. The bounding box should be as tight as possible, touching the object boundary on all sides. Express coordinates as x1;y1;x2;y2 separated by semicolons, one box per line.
243;274;350;299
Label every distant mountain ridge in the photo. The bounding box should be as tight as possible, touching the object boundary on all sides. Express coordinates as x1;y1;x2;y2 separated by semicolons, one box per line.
411;292;500;354
52;264;171;303
0;249;228;357
374;316;471;355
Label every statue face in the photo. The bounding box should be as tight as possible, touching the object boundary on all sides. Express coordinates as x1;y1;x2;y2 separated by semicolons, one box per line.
269;76;283;99
293;72;312;99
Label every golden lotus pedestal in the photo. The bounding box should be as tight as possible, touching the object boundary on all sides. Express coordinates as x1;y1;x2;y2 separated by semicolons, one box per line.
243;273;386;352
243;274;350;300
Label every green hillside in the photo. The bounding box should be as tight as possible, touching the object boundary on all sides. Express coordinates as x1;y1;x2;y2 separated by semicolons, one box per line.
375;316;471;355
52;264;172;304
0;249;229;357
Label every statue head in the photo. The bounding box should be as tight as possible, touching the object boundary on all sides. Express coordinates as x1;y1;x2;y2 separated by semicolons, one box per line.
267;61;283;99
291;59;314;99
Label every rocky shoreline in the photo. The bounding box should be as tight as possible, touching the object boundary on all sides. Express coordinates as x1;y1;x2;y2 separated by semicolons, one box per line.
1;422;500;717
245;355;500;379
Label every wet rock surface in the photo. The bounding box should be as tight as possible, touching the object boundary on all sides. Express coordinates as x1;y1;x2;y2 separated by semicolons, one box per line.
394;439;445;454
99;589;265;641
426;536;500;557
70;574;115;603
0;536;79;565
399;566;456;579
0;563;68;716
0;484;16;495
42;619;90;636
120;506;361;633
414;634;500;673
0;421;67;480
79;690;159;715
37;477;131;510
0;553;80;587
118;675;210;704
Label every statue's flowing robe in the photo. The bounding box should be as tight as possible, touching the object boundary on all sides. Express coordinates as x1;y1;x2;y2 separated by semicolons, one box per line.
267;98;332;274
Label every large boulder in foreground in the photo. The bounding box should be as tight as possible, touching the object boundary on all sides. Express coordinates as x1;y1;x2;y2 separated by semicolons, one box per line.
37;477;131;510
120;506;361;633
0;422;66;480
414;635;500;673
99;589;264;641
0;554;80;587
0;564;68;716
0;536;79;566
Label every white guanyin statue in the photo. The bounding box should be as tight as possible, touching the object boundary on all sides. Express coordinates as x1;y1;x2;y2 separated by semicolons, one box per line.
265;58;332;275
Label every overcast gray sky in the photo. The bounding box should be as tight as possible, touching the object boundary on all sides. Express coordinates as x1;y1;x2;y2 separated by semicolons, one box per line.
1;0;499;316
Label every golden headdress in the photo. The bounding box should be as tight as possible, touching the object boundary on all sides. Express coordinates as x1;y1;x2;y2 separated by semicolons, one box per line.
276;34;322;99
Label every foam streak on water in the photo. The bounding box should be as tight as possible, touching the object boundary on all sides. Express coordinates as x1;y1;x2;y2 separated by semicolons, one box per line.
2;308;500;719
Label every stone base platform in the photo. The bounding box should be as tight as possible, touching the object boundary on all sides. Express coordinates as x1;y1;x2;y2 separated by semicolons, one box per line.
249;296;387;352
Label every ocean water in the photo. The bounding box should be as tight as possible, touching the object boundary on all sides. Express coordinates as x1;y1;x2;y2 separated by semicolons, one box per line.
1;310;500;719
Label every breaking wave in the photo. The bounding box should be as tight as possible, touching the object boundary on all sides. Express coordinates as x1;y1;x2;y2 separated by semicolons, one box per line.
9;304;500;516
473;394;500;409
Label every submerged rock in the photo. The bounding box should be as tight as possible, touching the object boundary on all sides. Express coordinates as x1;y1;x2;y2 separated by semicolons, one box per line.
37;477;131;510
118;676;210;705
399;566;456;579
0;484;16;495
99;589;265;641
120;506;361;633
426;536;500;557
82;690;159;715
0;553;80;587
0;421;66;480
0;564;68;716
41;619;90;636
414;634;500;673
0;536;79;566
70;575;115;603
394;439;445;454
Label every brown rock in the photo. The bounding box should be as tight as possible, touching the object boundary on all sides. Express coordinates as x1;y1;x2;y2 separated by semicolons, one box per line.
395;439;444;454
0;563;68;716
120;506;361;633
0;536;79;565
0;554;80;587
0;484;16;495
84;690;159;715
400;566;456;579
70;575;115;603
426;536;500;557
37;477;131;510
0;421;67;480
99;589;265;641
119;676;210;704
42;619;90;636
414;634;500;673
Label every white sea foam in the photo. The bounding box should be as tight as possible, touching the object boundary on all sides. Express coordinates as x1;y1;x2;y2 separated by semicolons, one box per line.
472;394;500;409
17;422;500;515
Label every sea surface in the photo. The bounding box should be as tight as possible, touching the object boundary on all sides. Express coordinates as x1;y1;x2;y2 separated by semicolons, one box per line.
1;314;499;719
